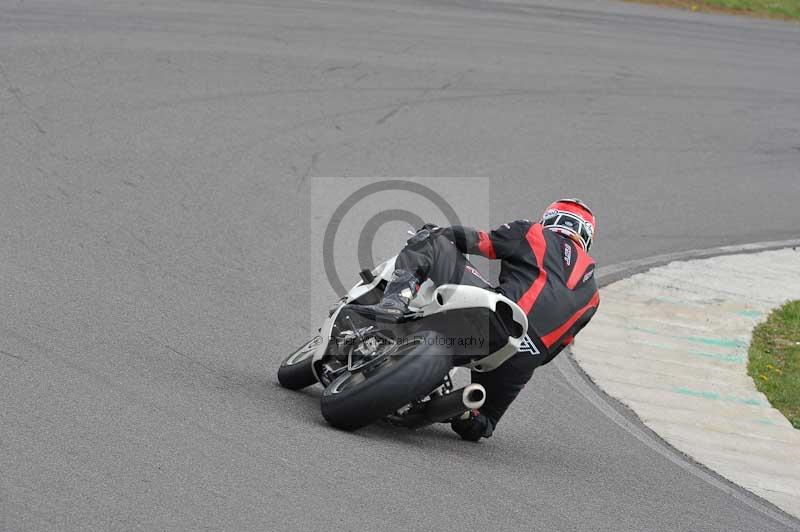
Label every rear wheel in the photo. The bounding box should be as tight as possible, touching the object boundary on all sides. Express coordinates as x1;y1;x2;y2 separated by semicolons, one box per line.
320;331;452;431
277;336;321;390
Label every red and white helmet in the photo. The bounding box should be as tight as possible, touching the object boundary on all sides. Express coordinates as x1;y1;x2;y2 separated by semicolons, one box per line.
541;198;596;251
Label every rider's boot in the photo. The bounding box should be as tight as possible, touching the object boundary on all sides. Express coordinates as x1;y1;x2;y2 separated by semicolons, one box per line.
359;269;420;317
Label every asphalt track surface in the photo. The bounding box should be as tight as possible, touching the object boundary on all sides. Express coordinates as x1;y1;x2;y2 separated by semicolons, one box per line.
2;1;800;531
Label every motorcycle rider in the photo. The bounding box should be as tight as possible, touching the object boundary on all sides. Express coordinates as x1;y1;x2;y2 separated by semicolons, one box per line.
361;199;599;442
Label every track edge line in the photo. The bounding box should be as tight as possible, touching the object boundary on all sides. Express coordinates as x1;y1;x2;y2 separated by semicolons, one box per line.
556;237;800;531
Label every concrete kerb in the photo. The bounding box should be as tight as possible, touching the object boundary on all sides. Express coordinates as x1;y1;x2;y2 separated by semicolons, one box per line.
570;241;800;520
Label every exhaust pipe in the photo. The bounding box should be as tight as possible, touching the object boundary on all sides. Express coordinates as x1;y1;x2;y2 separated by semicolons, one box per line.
417;383;486;425
461;383;486;410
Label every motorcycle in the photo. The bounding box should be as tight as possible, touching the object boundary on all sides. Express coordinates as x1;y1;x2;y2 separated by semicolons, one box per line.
277;255;528;431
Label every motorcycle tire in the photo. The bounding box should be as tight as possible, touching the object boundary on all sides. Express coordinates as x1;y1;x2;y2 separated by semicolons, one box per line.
320;331;452;431
277;336;321;390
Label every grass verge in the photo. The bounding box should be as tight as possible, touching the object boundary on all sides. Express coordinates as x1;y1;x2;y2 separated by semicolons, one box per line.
626;0;800;21
748;300;800;429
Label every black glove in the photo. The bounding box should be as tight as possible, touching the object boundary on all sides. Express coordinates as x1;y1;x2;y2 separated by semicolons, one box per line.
451;410;494;442
418;223;442;233
406;223;442;245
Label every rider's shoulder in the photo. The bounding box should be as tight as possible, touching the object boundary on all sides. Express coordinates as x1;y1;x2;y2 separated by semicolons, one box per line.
493;219;532;240
500;219;533;231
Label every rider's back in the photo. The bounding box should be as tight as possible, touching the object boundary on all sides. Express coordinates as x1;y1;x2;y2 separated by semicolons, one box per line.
495;220;599;362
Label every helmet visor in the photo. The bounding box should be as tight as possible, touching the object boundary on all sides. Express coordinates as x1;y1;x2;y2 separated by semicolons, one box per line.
542;211;593;250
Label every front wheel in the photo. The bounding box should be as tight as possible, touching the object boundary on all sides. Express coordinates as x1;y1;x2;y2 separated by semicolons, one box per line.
320;331;452;431
277;336;321;390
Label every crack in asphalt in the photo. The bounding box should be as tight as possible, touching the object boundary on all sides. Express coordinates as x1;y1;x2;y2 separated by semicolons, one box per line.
0;61;47;135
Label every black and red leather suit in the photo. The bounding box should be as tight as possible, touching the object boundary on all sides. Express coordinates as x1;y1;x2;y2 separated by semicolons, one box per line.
394;220;599;435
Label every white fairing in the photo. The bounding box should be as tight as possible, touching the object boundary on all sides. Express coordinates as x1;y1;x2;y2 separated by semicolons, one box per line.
311;256;529;380
421;283;528;372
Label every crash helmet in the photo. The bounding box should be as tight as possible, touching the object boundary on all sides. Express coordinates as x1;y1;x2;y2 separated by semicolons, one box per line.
541;198;596;251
